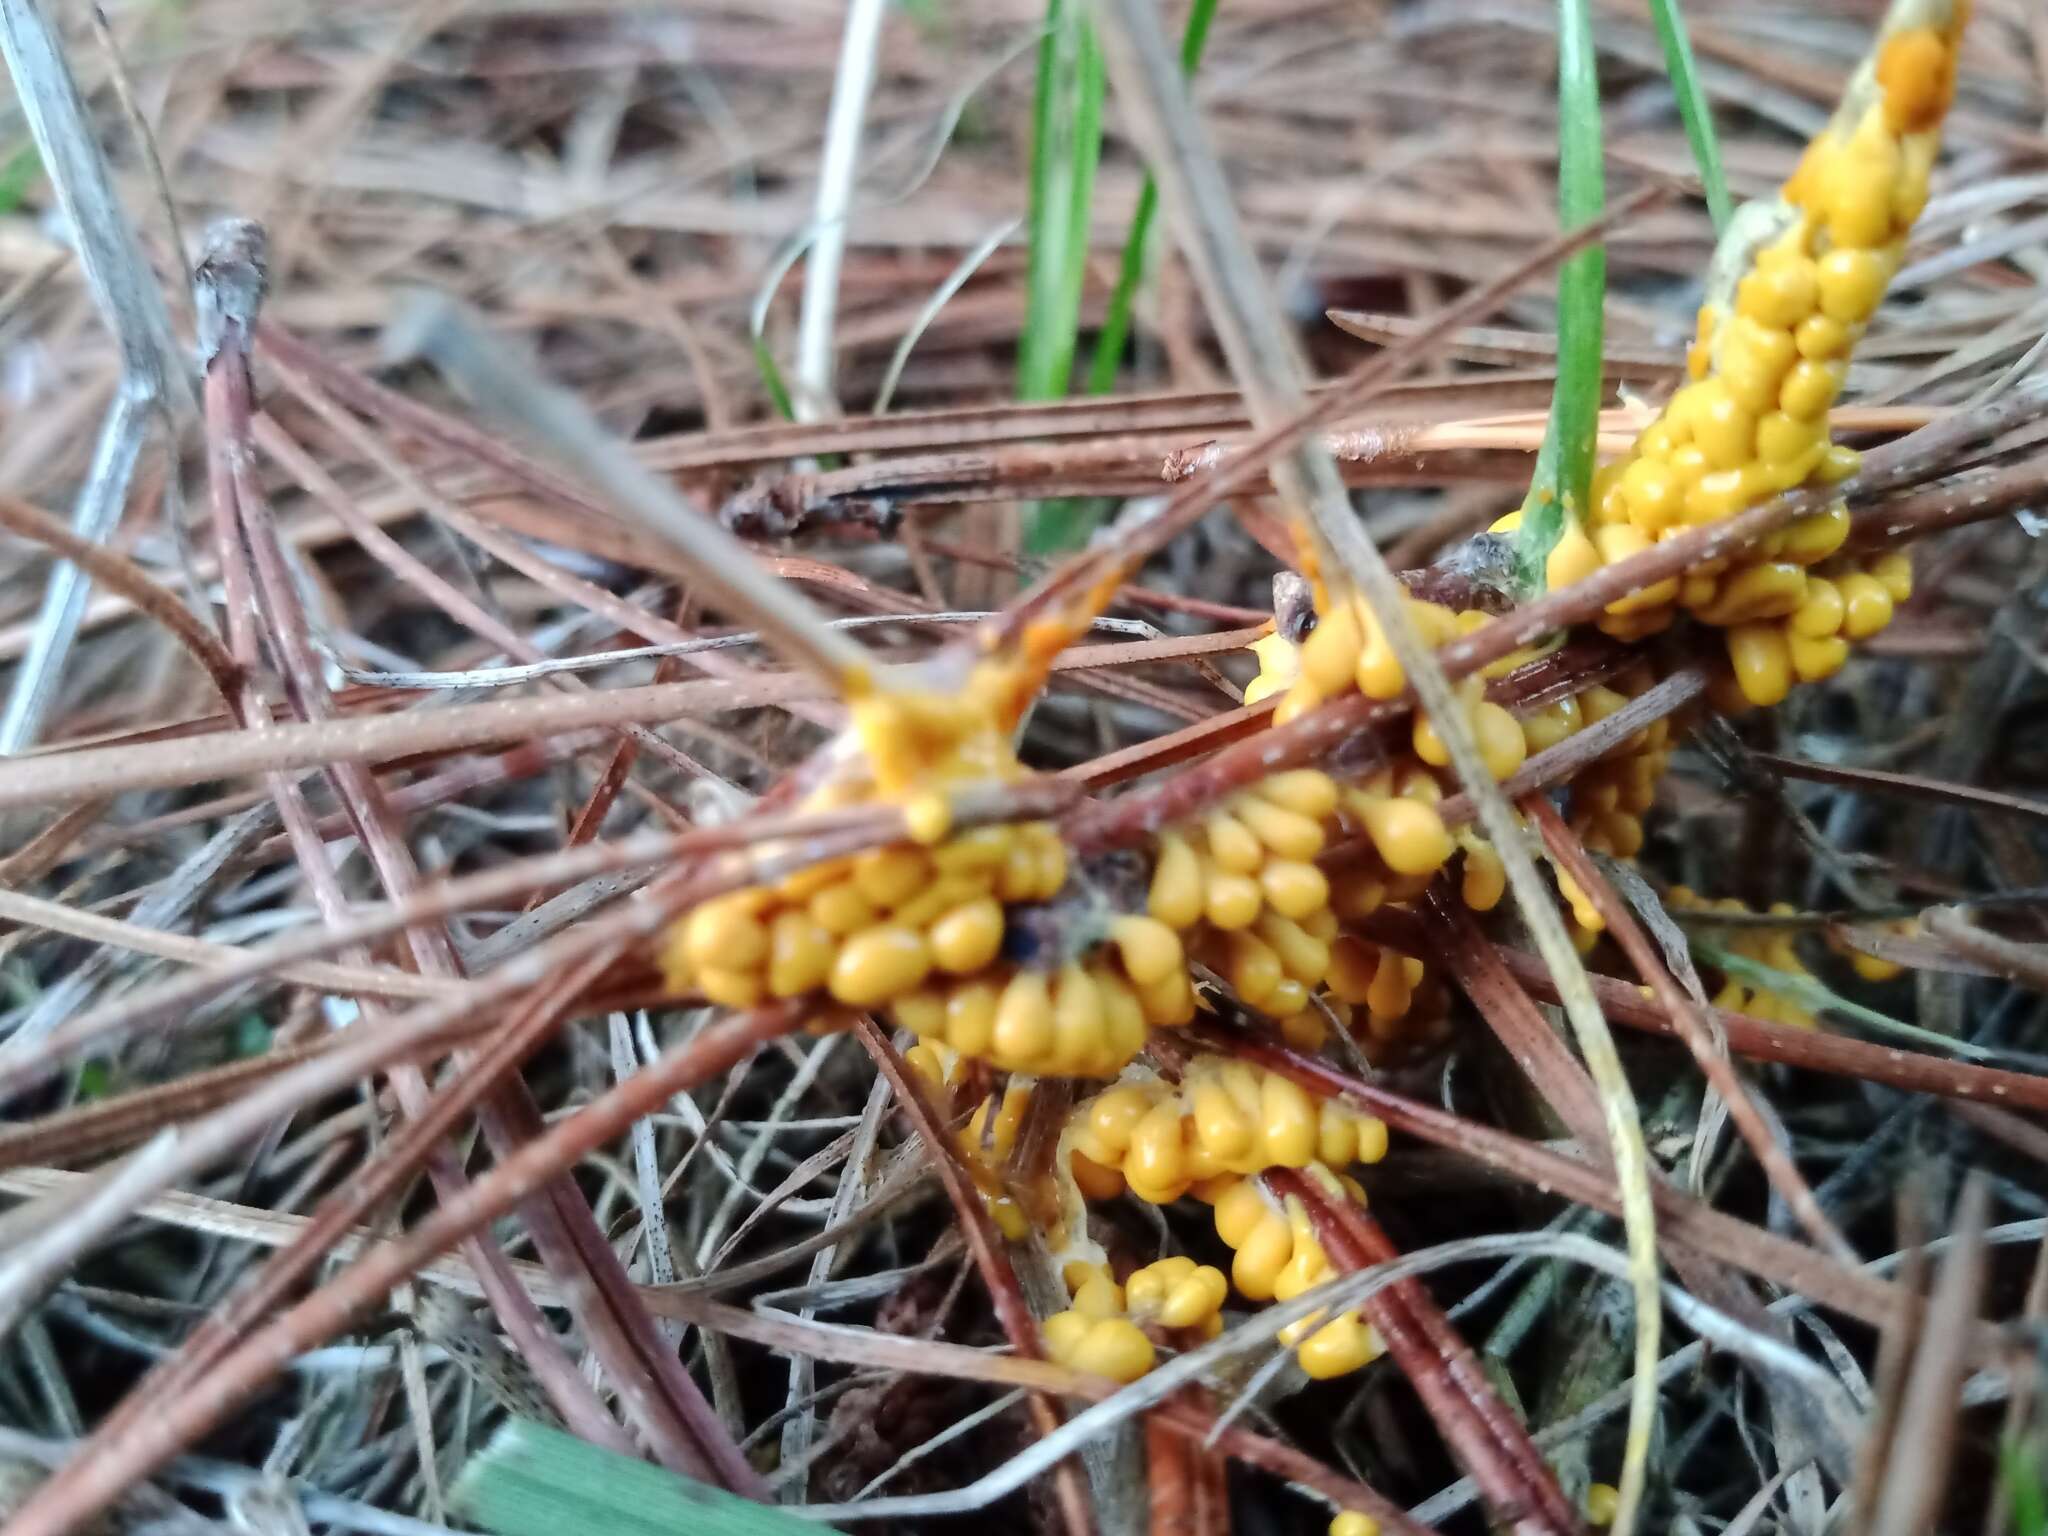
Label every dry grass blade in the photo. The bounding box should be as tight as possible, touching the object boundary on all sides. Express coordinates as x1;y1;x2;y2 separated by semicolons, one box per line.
1923;909;2048;990
385;295;872;690
1425;886;1611;1142
208;224;754;1490
0;492;239;707
0;673;823;810
1454;927;2048;1111
0;1165;1069;1391
0;999;808;1536
0;886;455;1003
0;0;187;753
1749;753;2048;825
0;1131;181;1337
1859;1177;1991;1536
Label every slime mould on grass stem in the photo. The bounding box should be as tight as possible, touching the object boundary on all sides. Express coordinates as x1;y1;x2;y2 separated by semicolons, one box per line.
650;0;1967;1407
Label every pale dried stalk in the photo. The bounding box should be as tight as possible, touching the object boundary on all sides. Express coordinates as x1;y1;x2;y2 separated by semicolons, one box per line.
794;0;889;417
385;293;873;689
0;887;455;1002
1086;3;1660;1525
1862;1177;1990;1536
0;672;826;811
0;0;188;754
0;1131;181;1338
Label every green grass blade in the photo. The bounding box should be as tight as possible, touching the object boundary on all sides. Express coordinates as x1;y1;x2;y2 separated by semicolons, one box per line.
747;237;840;463
1514;0;1607;595
1697;943;2020;1065
452;1418;834;1536
1018;0;1107;556
1016;0;1104;404
1646;0;1732;234
750;334;798;425
1021;494;1103;556
748;235;809;426
2004;1438;2048;1536
0;142;41;214
1034;0;1218;555
1062;24;1105;361
1082;0;1219;397
1082;184;1158;396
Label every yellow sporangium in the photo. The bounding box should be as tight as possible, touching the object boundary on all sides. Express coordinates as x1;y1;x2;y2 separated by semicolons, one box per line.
1323;933;1430;1032
1273;591;1463;724
1146;770;1341;935
1587;1482;1622;1527
1242;627;1302;707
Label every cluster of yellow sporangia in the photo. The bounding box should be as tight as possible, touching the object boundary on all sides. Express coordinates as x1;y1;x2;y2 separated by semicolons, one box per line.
666;600;1692;1076
666;824;1068;1010
1038;1059;1391;1383
1500;4;1957;706
1147;767;1446;1052
1232;3;1961;960
661;671;1066;1010
1041;1255;1232;1381
647;18;1965;1506
889;918;1196;1079
1668;888;1823;1029
1246;607;1681;957
663;0;1961;1087
663;641;1221;1076
1662;892;1914;1031
896;1048;1388;1383
905;1041;1040;1238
